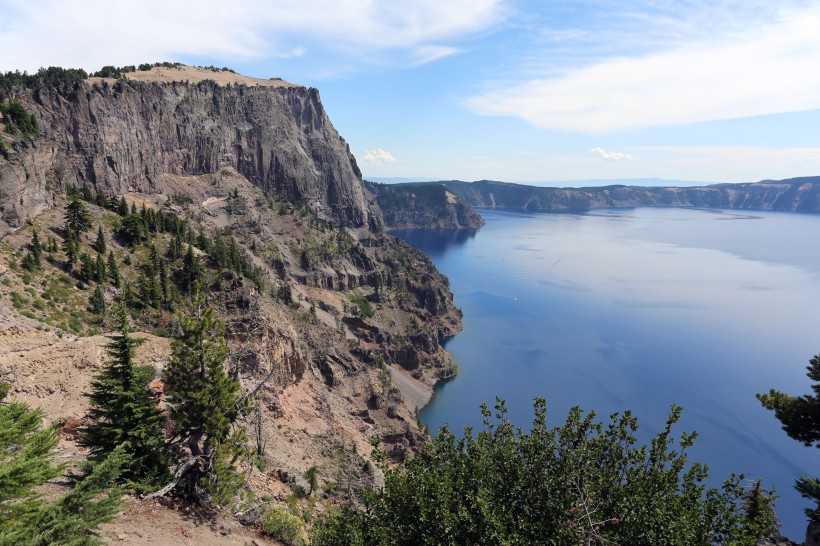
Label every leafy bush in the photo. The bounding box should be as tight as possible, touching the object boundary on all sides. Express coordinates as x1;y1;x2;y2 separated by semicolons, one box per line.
349;292;374;318
312;399;778;546
260;505;307;546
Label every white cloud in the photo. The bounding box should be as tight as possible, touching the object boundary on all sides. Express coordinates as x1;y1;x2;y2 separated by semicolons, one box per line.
633;145;820;181
591;147;633;161
0;0;504;73
363;148;397;164
465;4;820;133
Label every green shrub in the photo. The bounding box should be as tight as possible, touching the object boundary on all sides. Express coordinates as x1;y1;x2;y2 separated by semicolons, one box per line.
260;505;307;546
349;292;374;318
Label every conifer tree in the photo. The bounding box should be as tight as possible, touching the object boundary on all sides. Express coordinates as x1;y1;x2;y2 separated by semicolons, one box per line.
21;228;43;272
89;285;106;318
106;252;120;287
30;228;42;266
79;309;169;489
79;253;94;285
0;384;124;544
117;197;128;217
94;225;106;255
62;230;79;271
180;245;202;295
64;197;93;236
159;258;169;305
759;354;820;522
162;290;247;501
95;252;106;284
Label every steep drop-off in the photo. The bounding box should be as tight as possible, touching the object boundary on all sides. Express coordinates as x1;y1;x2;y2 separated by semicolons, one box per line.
365;180;484;229
0;68;381;234
0;67;461;537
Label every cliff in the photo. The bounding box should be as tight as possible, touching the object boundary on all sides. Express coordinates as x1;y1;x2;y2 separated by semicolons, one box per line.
0;66;463;540
440;178;820;213
365;180;484;229
0;66;381;234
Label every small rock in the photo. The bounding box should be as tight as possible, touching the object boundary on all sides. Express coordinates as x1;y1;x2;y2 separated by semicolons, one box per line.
219;524;232;536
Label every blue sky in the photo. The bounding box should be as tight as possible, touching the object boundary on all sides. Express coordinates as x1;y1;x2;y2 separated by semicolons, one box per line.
3;0;820;184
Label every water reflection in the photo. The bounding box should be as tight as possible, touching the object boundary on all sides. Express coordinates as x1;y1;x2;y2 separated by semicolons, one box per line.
395;208;820;540
388;228;478;259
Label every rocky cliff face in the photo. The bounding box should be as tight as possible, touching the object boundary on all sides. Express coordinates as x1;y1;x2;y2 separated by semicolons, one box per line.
0;68;463;517
0;71;381;234
442;178;820;213
365;180;484;229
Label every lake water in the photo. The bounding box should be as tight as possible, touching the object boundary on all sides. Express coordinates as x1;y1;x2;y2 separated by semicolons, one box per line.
393;207;820;541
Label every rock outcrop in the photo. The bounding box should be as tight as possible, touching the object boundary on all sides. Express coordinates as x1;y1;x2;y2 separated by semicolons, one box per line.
365;180;484;229
0;68;382;234
0;67;463;516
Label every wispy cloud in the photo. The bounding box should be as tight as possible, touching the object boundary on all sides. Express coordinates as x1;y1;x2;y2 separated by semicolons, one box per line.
465;3;820;133
363;148;397;164
591;147;634;161
0;0;504;73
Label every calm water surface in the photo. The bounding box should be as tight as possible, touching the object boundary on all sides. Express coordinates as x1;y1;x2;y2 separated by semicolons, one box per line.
394;208;820;540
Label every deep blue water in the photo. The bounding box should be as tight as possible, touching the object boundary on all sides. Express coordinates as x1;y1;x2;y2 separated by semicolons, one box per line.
393;207;820;541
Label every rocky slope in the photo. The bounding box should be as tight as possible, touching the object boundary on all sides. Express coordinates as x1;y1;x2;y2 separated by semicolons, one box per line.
365;180;484;229
440;177;820;213
0;66;381;235
0;66;461;542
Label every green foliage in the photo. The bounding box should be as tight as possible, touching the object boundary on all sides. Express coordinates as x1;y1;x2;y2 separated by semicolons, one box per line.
349;292;374;318
21;228;43;272
179;245;202;295
304;466;319;496
312;399;778;546
758;353;820;522
94;225;106;254
118;214;147;246
105;251;120;287
95;252;106;283
79;253;94;285
1;101;38;138
79;310;169;489
209;233;263;289
64;197;93;235
92;65;136;79
0;67;88;101
62;229;79;271
260;505;308;546
163;290;247;501
0;385;123;545
89;285;106;317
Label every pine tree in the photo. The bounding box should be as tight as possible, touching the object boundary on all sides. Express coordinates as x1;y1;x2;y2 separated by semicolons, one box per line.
64;197;93;236
62;230;79;271
94;225;106;255
163;291;247;501
79;253;94;285
117;197;128;217
89;285;106;318
0;384;124;545
30;228;42;267
758;354;820;522
106;252;120;287
21;229;42;272
79;310;169;490
95;252;106;284
180;245;202;295
159;258;169;305
0;384;62;532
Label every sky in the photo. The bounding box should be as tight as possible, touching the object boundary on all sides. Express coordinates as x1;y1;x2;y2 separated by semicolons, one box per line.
3;0;820;185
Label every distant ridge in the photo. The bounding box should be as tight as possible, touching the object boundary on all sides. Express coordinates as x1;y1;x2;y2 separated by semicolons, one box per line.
387;176;820;214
